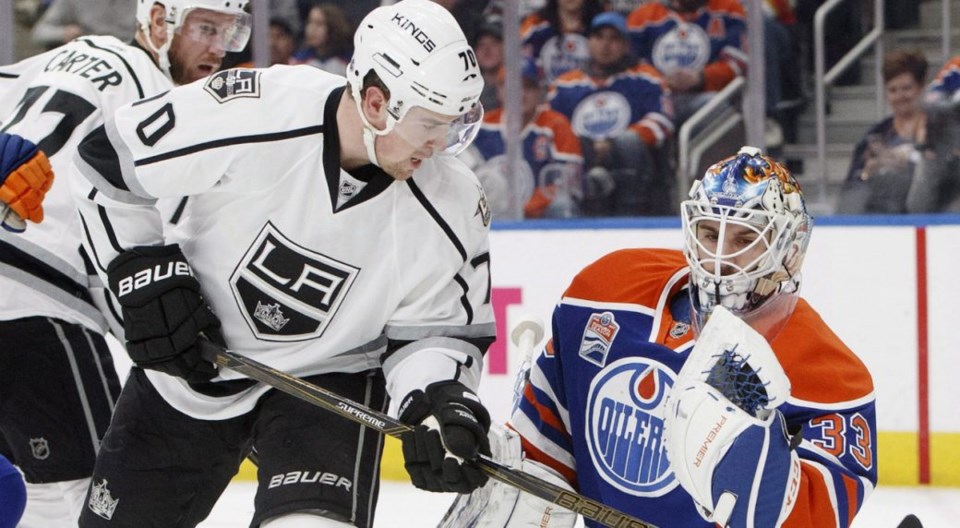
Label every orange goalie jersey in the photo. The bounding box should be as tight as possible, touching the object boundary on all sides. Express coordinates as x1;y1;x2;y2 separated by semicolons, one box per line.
510;248;877;528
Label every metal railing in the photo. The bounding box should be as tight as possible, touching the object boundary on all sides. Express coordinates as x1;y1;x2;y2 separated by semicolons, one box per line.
813;0;884;206
677;76;746;193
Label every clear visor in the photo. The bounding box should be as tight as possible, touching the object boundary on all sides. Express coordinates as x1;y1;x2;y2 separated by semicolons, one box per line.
389;103;484;156
176;7;252;53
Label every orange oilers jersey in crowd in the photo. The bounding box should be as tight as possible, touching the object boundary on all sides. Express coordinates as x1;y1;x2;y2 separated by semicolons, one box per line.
547;63;674;147
520;13;591;84
470;106;583;218
509;248;877;528
627;0;748;91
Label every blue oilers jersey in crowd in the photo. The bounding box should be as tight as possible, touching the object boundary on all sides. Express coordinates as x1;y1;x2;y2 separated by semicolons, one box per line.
472;106;582;181
520;14;591;84
929;56;960;102
548;63;673;146
627;0;748;92
510;249;877;528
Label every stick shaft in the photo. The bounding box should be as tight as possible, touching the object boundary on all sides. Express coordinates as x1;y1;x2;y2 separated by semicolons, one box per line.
200;342;658;528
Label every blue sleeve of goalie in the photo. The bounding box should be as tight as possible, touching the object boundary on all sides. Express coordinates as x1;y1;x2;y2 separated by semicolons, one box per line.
712;410;799;528
0;454;26;528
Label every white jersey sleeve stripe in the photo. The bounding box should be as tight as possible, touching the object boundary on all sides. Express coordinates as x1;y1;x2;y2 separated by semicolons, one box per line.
135;125;326;167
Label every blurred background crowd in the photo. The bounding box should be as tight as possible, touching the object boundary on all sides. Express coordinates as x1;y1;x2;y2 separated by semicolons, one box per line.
6;0;960;219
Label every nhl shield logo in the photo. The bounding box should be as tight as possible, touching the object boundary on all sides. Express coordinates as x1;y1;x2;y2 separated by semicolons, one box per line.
579;311;620;367
231;223;360;341
30;437;50;460
204;68;262;103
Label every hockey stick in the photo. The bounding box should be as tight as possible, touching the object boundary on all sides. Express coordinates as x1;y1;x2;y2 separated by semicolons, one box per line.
509;315;545;414
198;341;658;528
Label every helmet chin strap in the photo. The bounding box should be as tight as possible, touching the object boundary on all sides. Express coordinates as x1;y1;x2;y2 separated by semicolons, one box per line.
350;84;404;168
139;22;175;82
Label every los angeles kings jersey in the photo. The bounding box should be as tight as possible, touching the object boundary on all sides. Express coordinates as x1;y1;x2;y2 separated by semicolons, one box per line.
71;65;496;419
0;36;173;333
511;249;877;528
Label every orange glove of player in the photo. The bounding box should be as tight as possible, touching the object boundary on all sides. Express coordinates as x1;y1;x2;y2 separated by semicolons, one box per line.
0;133;55;232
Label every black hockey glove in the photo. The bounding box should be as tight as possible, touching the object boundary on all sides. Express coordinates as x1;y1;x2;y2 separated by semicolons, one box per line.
398;381;491;493
107;244;222;382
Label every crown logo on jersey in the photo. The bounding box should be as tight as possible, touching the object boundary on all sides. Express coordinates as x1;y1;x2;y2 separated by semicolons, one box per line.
254;301;290;331
475;184;491;226
88;479;119;520
29;437;50;460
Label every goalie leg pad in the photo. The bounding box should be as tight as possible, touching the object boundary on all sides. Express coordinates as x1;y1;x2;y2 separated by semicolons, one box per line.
665;380;800;528
439;425;578;528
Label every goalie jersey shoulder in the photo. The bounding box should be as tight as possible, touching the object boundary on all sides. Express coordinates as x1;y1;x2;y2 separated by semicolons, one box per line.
564;248;689;307
773;300;874;404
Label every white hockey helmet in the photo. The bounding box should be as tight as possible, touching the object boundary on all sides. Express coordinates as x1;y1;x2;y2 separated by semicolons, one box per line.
680;146;813;340
136;0;251;80
347;0;485;163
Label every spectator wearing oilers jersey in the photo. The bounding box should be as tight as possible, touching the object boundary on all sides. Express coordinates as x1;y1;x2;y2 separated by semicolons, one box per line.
443;147;877;528
520;0;607;85
926;56;960;104
627;0;748;126
464;59;584;219
548;11;674;216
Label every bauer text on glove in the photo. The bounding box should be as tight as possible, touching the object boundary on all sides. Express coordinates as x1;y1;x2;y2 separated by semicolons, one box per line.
107;244;223;382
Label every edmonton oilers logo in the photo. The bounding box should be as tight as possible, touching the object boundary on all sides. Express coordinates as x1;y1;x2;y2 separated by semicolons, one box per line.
652;23;710;74
586;357;678;496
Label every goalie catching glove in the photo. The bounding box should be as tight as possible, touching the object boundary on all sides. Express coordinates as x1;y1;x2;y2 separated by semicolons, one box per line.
107;244;223;382
398;380;491;493
0;132;54;232
664;307;802;528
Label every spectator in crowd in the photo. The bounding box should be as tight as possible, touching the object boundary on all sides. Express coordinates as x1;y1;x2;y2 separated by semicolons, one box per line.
464;59;584;219
549;11;674;216
269;18;297;65
839;49;928;214
473;17;506;111
31;0;135;49
263;0;302;38
627;0;748;126
907;56;960;213
521;0;607;84
291;2;353;75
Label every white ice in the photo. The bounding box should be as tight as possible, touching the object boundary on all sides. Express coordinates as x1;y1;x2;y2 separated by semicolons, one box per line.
198;480;960;527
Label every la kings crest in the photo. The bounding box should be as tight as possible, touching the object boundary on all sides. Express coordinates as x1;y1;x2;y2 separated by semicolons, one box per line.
231;223;360;341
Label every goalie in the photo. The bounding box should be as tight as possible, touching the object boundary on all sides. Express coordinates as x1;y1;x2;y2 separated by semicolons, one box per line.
444;147;877;528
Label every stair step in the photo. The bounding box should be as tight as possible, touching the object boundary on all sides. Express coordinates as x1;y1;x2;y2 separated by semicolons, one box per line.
795;116;875;144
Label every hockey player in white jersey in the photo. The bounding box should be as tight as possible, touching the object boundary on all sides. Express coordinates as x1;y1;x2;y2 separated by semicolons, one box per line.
0;1;251;525
70;0;494;526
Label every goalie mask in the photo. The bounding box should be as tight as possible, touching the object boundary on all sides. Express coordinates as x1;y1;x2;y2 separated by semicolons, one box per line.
681;146;813;340
348;0;485;165
136;0;252;81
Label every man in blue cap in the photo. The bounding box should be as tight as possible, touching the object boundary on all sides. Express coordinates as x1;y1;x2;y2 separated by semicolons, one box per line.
547;11;675;216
